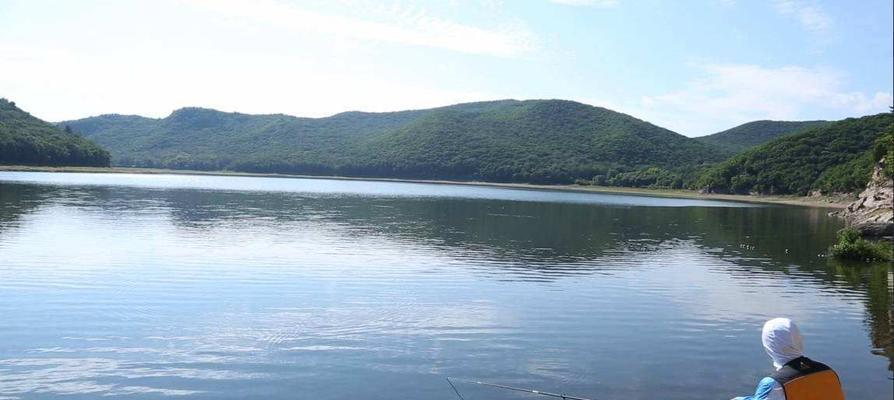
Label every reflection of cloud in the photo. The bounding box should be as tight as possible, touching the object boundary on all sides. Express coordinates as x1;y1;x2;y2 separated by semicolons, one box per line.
0;357;217;398
281;345;364;351
626;243;863;323
1;295;513;398
107;386;199;396
222;300;513;346
0;203;455;282
523;355;573;382
0;175;754;287
3;177;878;397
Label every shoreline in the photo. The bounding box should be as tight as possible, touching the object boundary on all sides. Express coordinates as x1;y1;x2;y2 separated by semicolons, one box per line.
0;165;852;209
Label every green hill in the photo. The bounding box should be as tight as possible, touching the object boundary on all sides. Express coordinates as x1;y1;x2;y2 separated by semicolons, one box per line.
0;98;110;167
696;113;894;195
63;99;724;185
695;120;830;153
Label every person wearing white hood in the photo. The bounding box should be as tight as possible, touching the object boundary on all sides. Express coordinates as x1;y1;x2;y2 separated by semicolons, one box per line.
732;318;845;400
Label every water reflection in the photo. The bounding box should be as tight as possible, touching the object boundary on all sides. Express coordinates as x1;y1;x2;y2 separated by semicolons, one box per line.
0;174;891;400
2;181;848;276
831;261;894;373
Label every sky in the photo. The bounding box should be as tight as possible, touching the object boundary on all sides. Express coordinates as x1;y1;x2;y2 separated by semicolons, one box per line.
0;0;891;136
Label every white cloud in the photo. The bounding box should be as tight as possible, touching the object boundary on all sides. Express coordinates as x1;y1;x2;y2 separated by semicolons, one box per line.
0;0;525;121
182;0;535;57
549;0;618;7
0;42;504;121
774;0;832;34
613;64;892;136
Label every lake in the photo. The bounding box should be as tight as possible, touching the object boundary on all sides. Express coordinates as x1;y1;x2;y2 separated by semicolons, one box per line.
0;172;891;400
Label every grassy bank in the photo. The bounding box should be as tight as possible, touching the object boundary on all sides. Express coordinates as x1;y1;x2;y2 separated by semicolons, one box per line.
0;165;852;209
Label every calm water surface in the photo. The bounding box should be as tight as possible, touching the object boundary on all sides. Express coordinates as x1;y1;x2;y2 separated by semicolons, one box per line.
0;172;891;400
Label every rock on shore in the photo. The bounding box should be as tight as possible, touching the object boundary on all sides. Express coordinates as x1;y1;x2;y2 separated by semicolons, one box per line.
835;158;893;237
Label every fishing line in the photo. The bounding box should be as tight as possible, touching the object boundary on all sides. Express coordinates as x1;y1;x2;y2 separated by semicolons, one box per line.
446;377;593;400
446;377;467;400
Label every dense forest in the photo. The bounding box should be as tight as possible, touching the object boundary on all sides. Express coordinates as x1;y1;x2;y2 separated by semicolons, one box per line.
64;100;724;184
694;120;830;153
0;98;110;167
55;99;893;194
697;113;894;195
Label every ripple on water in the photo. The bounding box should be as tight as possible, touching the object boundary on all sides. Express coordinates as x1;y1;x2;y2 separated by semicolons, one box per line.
0;173;888;400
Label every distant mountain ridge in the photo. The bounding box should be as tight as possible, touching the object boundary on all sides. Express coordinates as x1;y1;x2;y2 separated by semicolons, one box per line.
0;98;109;167
63;99;725;184
54;99;890;193
695;120;831;153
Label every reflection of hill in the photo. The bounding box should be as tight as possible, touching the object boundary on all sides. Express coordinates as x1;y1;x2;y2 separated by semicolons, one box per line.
158;188;894;369
684;206;842;268
2;181;890;370
147;190;843;268
833;262;894;374
0;182;847;274
0;182;846;269
0;183;55;233
690;205;892;375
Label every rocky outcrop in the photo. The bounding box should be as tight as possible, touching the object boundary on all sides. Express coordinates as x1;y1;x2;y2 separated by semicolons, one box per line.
836;158;893;237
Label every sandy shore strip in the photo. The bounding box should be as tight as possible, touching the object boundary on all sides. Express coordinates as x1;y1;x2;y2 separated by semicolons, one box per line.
0;165;852;209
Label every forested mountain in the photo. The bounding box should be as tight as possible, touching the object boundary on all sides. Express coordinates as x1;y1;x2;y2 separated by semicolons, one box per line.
695;120;830;153
63;99;724;184
0;98;110;167
697;113;894;195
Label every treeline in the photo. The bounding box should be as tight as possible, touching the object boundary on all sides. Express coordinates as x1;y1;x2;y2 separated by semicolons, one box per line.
696;113;894;195
65;100;723;184
694;120;829;153
59;98;893;195
0;98;110;167
574;166;711;189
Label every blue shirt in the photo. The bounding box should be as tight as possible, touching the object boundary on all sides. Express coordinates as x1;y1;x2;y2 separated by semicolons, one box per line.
732;377;785;400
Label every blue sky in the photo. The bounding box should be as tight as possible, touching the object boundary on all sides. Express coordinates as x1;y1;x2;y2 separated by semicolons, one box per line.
1;0;891;136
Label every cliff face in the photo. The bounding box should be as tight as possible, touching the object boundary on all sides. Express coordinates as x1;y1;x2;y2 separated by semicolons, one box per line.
838;158;893;237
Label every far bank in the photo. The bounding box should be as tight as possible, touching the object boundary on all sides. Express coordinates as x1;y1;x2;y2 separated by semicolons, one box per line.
0;165;851;209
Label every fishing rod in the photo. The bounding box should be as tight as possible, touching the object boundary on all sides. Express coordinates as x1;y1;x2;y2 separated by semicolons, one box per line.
446;377;593;400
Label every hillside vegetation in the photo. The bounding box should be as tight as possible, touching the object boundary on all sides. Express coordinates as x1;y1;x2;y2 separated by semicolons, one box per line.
60;98;890;194
0;99;110;167
697;113;894;195
64;100;724;184
695;120;830;153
